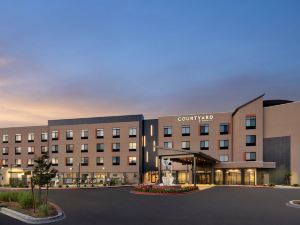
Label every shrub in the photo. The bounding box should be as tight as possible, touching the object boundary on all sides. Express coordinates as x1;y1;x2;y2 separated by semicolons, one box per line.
0;192;19;202
293;184;299;187
38;204;49;217
18;192;33;209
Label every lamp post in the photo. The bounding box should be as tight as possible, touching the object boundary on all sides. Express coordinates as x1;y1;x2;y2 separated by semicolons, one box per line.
77;162;81;188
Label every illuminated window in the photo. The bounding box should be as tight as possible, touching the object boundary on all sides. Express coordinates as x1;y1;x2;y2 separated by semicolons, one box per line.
52;131;59;140
153;140;156;152
146;151;149;163
81;144;88;152
15;159;22;166
155;156;158;168
182;141;190;150
2;134;8;143
112;128;120;138
96;128;104;138
41;146;48;154
15;147;21;155
51;158;58;166
150;125;153;137
2;159;8;166
28;159;34;166
41;133;48;142
129;142;137;151
2;147;9;155
28;133;35;142
128;156;137;165
15;134;22;143
28;146;35;154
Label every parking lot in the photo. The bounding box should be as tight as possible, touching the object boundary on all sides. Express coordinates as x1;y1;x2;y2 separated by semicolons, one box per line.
1;186;300;225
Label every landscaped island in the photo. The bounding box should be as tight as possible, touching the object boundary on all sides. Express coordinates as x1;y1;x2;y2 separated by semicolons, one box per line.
0;191;57;217
132;185;198;195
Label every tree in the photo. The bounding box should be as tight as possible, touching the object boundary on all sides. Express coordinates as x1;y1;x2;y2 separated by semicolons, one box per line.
32;153;57;205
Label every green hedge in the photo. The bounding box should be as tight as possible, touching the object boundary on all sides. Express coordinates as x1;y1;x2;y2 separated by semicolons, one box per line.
134;185;198;193
0;192;33;209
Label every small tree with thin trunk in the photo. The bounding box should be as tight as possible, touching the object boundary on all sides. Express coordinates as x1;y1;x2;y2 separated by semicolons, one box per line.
32;153;57;206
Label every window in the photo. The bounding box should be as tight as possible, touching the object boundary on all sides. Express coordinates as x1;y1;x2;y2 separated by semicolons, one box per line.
51;158;58;166
96;157;104;166
15;159;21;167
245;152;256;161
143;136;146;147
219;140;229;149
28;133;35;142
28;146;35;154
80;157;89;166
181;141;190;150
2;159;8;167
15;147;21;155
41;133;48;142
66;144;74;153
66;130;73;140
28;159;34;166
200;124;209;135
150;125;153;137
52;131;59;140
129;128;137;137
96;129;104;138
15;134;22;143
112;128;120;138
200;140;209;150
2;134;8;143
96;143;104;152
153;140;156;152
164;142;173;149
220;123;229;134
41;146;48;154
112;143;120;152
66;157;73;166
81;129;88;139
246;135;256;146
128;156;137;165
129;142;137;151
181;125;190;136
220;155;229;162
51;145;59;153
164;126;172;137
146;151;149;163
112;156;120;165
245;116;256;129
81;144;88;153
2;147;8;155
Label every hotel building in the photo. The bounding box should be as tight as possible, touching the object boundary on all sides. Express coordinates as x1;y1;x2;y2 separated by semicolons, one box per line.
0;94;299;186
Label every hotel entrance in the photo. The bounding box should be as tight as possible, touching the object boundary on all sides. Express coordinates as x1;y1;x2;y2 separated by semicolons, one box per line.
226;169;241;185
196;171;211;184
244;169;256;185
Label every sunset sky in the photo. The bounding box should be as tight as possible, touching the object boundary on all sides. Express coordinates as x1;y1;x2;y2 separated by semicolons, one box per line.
0;0;300;127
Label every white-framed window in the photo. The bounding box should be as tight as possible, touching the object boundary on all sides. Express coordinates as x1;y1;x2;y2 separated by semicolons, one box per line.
41;146;48;154
2;147;9;155
128;156;137;165
80;157;89;165
66;130;73;139
96;157;104;165
51;145;59;153
129;128;137;137
129;142;137;151
28;158;34;166
81;129;88;139
41;132;48;141
81;144;88;152
28;133;35;142
15;134;22;142
2;134;8;143
112;143;120;152
220;155;229;162
15;147;21;155
181;141;190;150
164;141;172;149
28;146;35;154
52;131;59;140
112;128;120;138
66;157;73;166
2;159;8;166
96;128;104;138
51;158;58;166
15;159;21;166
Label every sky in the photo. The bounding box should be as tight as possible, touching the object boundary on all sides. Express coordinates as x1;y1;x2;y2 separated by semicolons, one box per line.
0;0;300;127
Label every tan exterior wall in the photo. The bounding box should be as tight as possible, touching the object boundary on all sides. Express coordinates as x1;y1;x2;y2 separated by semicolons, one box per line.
264;101;300;184
232;97;264;162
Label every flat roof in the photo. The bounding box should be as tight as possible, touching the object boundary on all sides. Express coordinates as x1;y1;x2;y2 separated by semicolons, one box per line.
48;114;144;126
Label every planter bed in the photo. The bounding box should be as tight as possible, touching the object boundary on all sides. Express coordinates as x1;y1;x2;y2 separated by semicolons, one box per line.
132;185;198;195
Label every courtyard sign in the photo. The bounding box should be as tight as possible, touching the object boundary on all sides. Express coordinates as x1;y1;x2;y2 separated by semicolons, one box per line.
177;114;214;123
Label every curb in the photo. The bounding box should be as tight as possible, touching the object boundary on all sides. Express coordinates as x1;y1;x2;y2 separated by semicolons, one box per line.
130;190;199;196
286;200;300;209
0;185;134;191
0;202;65;224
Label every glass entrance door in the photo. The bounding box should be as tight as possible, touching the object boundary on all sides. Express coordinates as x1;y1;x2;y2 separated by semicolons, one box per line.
196;171;211;184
